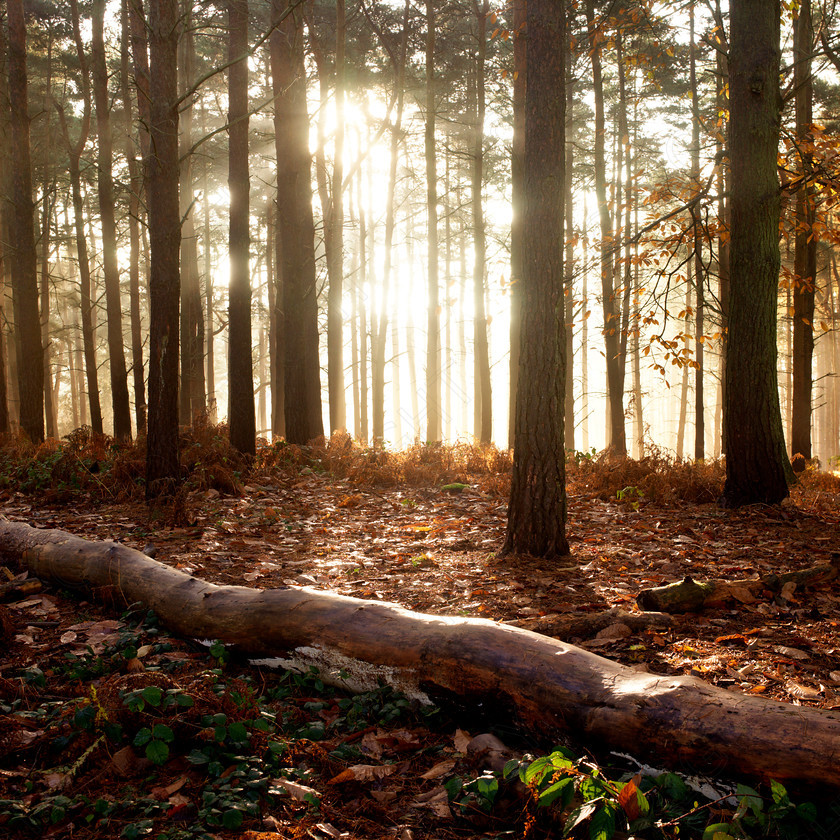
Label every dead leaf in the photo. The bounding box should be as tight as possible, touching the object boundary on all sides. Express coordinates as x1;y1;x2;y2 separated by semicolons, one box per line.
595;622;632;640
453;729;471;753
413;786;451;818
785;681;821;700
270;778;319;801
328;763;398;784
779;581;797;601
774;645;810;661
151;775;189;799
420;759;457;780
59;631;78;644
618;774;642;820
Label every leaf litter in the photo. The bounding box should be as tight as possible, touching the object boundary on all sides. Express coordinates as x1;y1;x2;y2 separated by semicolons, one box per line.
1;443;840;837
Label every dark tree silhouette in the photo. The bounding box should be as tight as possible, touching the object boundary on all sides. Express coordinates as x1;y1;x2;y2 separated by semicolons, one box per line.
7;0;44;444
721;0;791;506
145;0;182;498
503;0;569;559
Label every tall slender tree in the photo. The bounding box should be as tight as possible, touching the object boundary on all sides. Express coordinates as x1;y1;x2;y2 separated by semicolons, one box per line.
721;0;791;506
270;0;323;444
424;0;441;442
7;0;44;444
471;0;492;444
227;0;256;455
120;0;147;435
791;0;817;460
92;0;133;440
585;0;625;456
503;0;568;558
508;0;525;449
145;0;181;497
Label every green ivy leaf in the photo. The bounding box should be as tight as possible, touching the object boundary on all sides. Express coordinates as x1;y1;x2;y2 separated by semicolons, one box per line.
141;686;163;707
145;740;170;765
133;728;152;747
152;724;174;742
537;776;574;808
589;803;616;840
222;809;243;830
227;722;249;743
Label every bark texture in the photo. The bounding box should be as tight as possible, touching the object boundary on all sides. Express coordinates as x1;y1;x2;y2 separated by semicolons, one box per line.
270;0;323;444
227;0;256;455
503;0;568;558
145;0;181;497
2;518;840;790
7;0;44;444
722;0;790;506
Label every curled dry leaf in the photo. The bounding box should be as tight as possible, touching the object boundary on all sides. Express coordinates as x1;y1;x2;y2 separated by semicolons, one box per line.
453;728;472;753
420;759;457;780
328;763;398;784
270;778;319;801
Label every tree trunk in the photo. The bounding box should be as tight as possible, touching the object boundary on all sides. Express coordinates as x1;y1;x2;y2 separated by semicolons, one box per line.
7;0;44;444
270;0;323;444
357;162;369;442
0;20;12;436
471;0;492;444
585;0;624;456
5;519;840;789
179;2;206;428
508;0;525;451
203;153;218;424
713;0;728;458
371;0;410;444
226;0;256;455
56;46;103;436
791;0;816;460
120;0;147;436
563;16;575;453
145;0;181;498
92;0;133;441
424;0;441;443
690;6;705;461
329;0;347;435
503;0;568;559
722;0;791;506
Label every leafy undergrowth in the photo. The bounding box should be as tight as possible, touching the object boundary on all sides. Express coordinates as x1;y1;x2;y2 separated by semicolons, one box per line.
1;605;837;840
2;427;840;837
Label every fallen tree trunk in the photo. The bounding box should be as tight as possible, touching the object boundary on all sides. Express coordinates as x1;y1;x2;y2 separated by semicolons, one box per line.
1;518;840;789
637;556;840;613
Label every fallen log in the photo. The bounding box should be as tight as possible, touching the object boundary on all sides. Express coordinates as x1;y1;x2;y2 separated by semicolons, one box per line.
636;556;840;613
1;518;840;790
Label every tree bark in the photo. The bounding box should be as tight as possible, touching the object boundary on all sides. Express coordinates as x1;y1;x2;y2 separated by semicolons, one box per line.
270;0;323;444
690;6;705;461
424;0;441;443
370;0;410;444
3;518;840;790
178;2;206;428
145;0;181;498
227;0;256;455
791;0;816;460
0;18;12;436
503;0;568;559
120;0;147;436
721;0;791;506
508;0;525;451
7;0;44;444
92;0;133;441
637;558;840;613
471;0;492;445
585;0;624;456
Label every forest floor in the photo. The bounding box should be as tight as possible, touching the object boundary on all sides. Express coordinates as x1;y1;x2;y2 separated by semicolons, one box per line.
1;432;840;839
